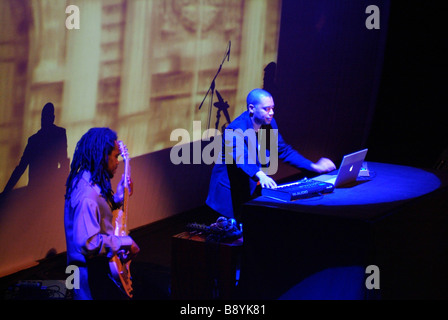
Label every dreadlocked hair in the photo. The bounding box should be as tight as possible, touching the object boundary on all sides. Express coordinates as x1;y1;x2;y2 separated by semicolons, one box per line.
65;127;118;204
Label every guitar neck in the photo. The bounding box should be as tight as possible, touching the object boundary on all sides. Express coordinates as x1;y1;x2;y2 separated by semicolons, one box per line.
119;140;130;235
121;187;129;235
120;166;130;235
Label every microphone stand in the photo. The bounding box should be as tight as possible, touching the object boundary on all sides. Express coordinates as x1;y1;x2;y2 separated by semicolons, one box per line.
198;42;231;135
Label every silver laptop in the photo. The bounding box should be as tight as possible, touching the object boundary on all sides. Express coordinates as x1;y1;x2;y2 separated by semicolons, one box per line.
312;149;368;187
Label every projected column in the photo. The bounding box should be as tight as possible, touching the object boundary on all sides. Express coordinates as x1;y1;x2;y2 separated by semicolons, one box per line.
235;0;268;115
118;0;154;157
61;0;102;155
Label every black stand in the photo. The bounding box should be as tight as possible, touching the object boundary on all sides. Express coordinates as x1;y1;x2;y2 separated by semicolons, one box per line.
198;41;231;133
214;90;231;132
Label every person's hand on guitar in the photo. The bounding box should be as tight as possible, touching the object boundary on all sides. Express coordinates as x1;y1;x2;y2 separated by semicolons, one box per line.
114;174;134;204
128;240;140;260
118;239;140;263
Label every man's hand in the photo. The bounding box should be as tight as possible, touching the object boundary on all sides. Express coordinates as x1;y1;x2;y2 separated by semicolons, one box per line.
115;174;134;203
119;239;140;263
128;240;140;260
311;157;336;174
256;171;277;188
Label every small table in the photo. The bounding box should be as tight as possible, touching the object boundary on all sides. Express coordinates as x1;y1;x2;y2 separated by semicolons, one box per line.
240;162;448;299
171;231;243;299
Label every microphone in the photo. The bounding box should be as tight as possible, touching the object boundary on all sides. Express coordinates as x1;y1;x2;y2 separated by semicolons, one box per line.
227;41;231;61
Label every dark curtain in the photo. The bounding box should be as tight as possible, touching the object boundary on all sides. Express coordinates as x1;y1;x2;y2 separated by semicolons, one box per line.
273;0;390;175
366;2;448;168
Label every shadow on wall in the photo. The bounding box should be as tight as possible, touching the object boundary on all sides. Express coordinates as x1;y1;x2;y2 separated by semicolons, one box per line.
0;102;69;276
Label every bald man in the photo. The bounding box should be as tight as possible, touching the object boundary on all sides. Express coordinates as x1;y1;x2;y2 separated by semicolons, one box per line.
206;88;335;220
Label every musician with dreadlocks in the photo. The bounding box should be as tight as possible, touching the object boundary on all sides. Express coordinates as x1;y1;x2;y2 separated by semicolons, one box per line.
64;127;139;300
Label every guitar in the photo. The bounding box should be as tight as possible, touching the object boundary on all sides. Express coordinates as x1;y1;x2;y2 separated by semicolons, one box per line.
109;141;133;298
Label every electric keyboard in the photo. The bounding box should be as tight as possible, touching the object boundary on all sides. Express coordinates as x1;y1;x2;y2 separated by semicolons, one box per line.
261;178;335;201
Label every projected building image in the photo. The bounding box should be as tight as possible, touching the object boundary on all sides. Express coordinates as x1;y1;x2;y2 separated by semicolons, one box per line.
0;0;282;190
0;0;282;278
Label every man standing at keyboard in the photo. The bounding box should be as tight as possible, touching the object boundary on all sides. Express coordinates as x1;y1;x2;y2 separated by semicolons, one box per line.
206;88;336;220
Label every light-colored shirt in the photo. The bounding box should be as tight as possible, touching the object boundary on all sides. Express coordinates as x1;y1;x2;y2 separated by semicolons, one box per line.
64;171;132;299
